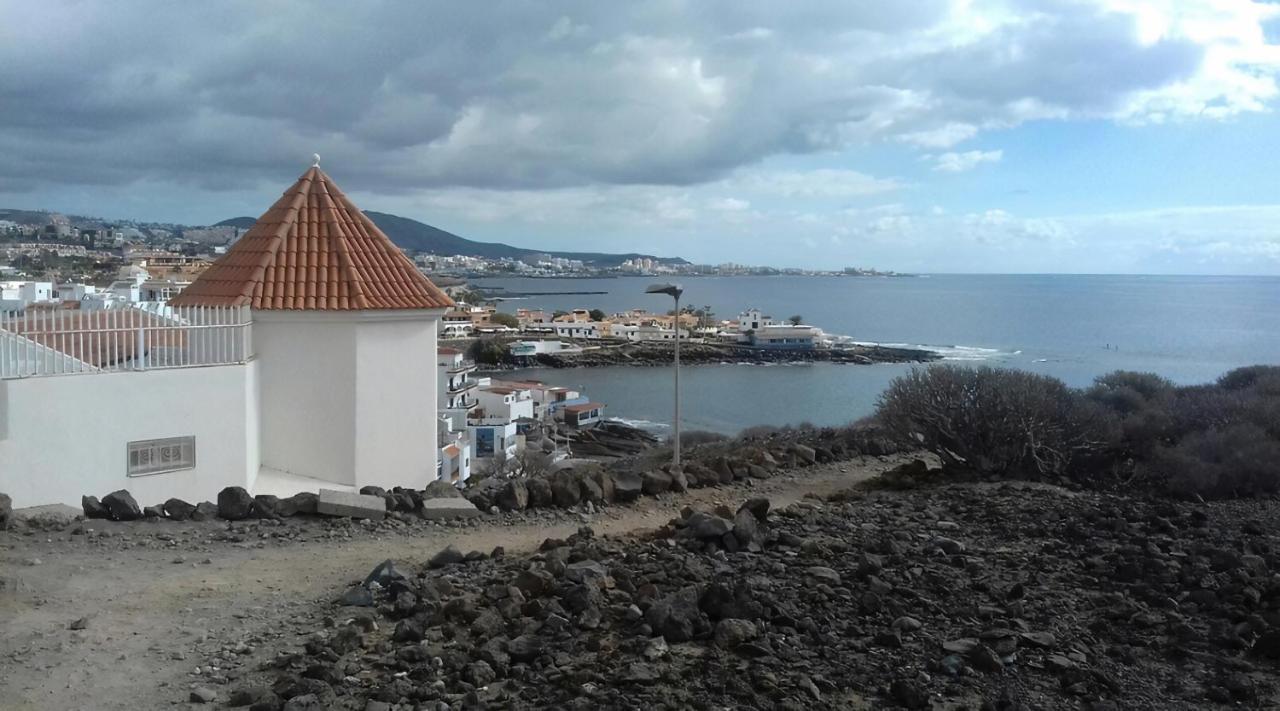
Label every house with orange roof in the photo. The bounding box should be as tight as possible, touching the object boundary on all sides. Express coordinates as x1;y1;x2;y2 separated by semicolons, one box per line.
0;161;455;508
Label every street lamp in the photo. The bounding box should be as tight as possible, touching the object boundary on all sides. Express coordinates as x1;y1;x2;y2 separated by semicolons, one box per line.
646;282;684;470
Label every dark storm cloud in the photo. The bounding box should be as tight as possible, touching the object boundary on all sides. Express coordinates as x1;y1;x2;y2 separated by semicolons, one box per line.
0;0;1270;194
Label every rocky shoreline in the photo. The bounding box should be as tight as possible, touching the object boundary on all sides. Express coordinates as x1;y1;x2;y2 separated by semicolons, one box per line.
225;479;1280;710
517;340;939;369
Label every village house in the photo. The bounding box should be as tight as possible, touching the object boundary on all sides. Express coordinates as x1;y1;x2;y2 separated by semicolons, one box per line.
0;163;455;508
436;347;476;484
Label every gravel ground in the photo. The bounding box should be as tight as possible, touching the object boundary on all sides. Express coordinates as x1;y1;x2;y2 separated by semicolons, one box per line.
0;456;904;710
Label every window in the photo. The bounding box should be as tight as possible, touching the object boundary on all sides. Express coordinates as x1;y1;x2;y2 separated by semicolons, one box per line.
127;436;195;476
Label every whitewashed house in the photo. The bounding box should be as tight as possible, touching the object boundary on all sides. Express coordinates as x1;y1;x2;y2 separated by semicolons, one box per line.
0;164;455;508
436;347;475;484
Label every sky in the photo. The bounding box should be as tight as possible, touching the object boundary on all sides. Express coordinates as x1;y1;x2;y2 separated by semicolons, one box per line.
1;1;1279;274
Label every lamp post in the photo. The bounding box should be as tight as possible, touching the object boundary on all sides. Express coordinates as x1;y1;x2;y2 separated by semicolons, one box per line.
645;282;683;470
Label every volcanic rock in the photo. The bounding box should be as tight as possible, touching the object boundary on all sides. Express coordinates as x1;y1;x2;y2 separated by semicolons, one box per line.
217;486;254;520
102;490;142;521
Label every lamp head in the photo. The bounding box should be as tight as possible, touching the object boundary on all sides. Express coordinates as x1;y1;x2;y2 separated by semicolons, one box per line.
645;283;684;299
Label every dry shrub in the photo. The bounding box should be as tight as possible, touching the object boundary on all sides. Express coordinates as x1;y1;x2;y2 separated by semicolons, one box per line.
875;365;1115;480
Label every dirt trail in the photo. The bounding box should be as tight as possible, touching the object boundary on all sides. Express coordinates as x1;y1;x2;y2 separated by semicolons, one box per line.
0;458;899;710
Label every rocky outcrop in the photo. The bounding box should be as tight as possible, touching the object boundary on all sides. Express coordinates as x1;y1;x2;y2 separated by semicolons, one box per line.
529;340;938;368
0;493;10;531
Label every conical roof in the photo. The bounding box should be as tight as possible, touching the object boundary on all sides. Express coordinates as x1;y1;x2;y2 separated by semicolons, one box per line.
171;166;454;310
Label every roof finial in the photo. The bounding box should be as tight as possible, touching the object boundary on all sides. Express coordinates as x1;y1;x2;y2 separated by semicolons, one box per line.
312;153;321;168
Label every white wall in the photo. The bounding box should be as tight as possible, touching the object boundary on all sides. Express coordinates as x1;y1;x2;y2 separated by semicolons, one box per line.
0;363;258;509
254;312;357;485
354;313;440;490
254;309;442;492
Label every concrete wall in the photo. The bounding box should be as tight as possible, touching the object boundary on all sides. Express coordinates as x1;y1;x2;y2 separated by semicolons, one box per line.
254;309;442;491
0;363;258;509
254;312;357;485
354;313;440;490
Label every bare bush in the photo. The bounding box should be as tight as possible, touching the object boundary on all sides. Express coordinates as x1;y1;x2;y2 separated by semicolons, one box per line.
1149;423;1280;498
875;365;1116;479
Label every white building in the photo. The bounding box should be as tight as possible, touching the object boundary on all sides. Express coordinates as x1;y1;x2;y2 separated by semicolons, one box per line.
0;281;55;310
738;308;775;336
0;164;455;508
749;324;824;349
611;323;687;341
436;347;475;484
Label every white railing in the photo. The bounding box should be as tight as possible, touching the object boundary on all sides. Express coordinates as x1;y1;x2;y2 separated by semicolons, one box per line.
0;304;252;379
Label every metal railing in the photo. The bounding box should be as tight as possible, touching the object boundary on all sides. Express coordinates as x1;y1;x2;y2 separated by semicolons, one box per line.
0;304;252;379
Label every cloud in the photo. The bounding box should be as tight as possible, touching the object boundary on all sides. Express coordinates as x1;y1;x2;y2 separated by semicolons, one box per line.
0;0;1275;195
933;149;1004;172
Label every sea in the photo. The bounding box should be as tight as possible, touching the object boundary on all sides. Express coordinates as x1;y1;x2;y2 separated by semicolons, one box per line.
473;274;1280;435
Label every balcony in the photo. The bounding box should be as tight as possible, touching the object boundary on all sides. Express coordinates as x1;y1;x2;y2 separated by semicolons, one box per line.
1;304;252;379
447;359;477;375
448;378;477;395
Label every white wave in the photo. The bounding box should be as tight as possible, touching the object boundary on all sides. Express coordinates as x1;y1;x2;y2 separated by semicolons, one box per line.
606;417;669;430
836;337;1013;361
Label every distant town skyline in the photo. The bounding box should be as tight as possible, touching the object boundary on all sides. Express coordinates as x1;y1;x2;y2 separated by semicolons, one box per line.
1;1;1278;274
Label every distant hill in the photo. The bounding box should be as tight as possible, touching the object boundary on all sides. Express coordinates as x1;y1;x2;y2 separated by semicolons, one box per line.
215;211;686;267
213;216;256;229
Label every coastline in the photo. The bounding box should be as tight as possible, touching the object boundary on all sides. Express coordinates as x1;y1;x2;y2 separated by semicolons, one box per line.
475;339;939;370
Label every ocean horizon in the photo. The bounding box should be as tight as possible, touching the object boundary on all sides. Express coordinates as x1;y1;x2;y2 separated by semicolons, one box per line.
475;273;1280;434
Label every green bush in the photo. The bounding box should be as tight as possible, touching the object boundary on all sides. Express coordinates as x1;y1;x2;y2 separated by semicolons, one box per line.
467;338;510;366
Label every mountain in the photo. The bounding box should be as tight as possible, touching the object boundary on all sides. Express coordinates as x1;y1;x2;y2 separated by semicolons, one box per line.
213;216;256;229
215;210;686;267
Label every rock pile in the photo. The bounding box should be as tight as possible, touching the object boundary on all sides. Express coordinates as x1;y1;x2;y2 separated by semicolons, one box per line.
242;483;1280;709
464;432;872;515
77;485;476;525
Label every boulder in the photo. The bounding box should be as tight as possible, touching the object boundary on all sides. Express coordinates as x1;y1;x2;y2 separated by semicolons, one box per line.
423;480;462;500
642;470;673;496
579;474;604;504
792;444;817;465
358;485;387;499
191;502;218;521
102;490;142;521
251;495;283;519
495;479;529;511
82;495;110;519
670;468;688;493
527;477;554;508
612;472;643;502
738;497;771;523
429;544;466;569
682;511;733;541
550;472;581;507
713;618;759;648
593;469;616;503
285;492;318;515
143;505;162;518
162;498;196;521
713;458;735;484
733;508;764;551
217;486;254;520
645;586;710;643
0;493;12;530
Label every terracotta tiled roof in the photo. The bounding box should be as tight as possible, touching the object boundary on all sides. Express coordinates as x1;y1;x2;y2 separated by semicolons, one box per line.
170;166;454;311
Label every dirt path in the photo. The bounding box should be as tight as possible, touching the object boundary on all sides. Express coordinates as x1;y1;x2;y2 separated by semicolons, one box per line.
0;457;900;709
